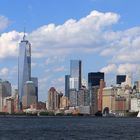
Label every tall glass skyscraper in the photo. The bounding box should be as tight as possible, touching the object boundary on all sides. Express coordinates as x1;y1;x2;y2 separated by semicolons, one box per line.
18;35;31;107
70;60;82;90
88;72;104;87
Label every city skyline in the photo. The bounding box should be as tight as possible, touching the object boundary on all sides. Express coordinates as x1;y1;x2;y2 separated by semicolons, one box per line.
0;0;140;101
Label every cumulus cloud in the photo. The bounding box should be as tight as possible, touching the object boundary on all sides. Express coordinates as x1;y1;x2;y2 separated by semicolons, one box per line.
0;10;120;59
100;64;117;74
100;63;140;75
29;10;120;57
0;31;22;59
117;63;140;74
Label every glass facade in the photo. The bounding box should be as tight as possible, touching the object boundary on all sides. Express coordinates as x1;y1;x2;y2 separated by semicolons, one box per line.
65;75;70;98
88;72;104;87
116;75;126;85
70;60;82;90
18;38;31;105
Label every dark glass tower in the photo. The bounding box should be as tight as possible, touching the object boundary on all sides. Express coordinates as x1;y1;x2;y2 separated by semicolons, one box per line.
18;35;31;107
70;60;82;90
88;72;104;87
65;75;70;98
116;75;126;85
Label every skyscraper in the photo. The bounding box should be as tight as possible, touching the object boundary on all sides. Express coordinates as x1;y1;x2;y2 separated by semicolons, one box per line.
18;35;31;108
31;77;38;102
70;60;82;90
88;72;104;87
116;75;126;85
22;81;37;109
65;75;70;98
0;80;12;112
48;87;61;111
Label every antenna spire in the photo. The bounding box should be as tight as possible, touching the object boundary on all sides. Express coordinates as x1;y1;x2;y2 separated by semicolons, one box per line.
23;27;26;41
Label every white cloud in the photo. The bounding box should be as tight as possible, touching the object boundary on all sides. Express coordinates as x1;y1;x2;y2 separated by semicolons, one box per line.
0;15;10;31
100;64;117;74
0;67;9;76
117;63;140;74
0;10;120;60
29;10;120;57
0;31;22;59
101;63;140;75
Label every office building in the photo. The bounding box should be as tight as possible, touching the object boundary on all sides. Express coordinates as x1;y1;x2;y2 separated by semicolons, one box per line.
31;77;38;102
88;72;104;87
98;79;105;112
102;87;116;114
89;86;99;115
65;75;70;98
69;89;78;107
70;60;82;90
0;80;12;112
18;35;31;107
48;87;62;111
116;75;126;85
22;81;37;109
77;88;89;106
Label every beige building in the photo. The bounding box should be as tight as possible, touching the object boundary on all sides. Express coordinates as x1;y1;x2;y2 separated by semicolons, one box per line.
102;87;116;113
48;87;62;111
22;81;37;109
60;96;69;109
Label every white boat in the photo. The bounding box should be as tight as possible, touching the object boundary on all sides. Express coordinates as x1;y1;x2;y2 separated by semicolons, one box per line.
137;111;140;117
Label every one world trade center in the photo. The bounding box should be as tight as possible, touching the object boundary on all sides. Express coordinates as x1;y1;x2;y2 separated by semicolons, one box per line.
18;34;31;108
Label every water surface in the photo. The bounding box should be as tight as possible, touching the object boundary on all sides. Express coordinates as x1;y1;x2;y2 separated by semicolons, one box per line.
0;116;140;140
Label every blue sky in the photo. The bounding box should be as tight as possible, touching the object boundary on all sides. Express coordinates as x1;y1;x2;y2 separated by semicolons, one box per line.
0;0;140;101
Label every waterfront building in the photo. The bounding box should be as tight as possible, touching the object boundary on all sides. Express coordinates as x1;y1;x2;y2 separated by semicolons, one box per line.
98;79;105;112
18;35;31;108
22;81;37;109
0;80;12;112
130;97;140;112
60;96;69;109
115;96;127;115
70;60;82;90
3;96;14;114
89;86;99;115
102;87;116;114
88;72;104;87
48;87;62;111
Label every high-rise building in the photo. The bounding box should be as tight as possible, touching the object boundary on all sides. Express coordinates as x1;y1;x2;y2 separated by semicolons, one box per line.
77;88;90;106
65;75;70;98
116;75;126;85
88;72;104;87
31;77;38;102
98;79;105;112
18;35;31;108
89;86;99;115
0;80;12;112
70;60;82;90
22;81;37;109
48;87;62;111
102;87;116;114
69;89;78;107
